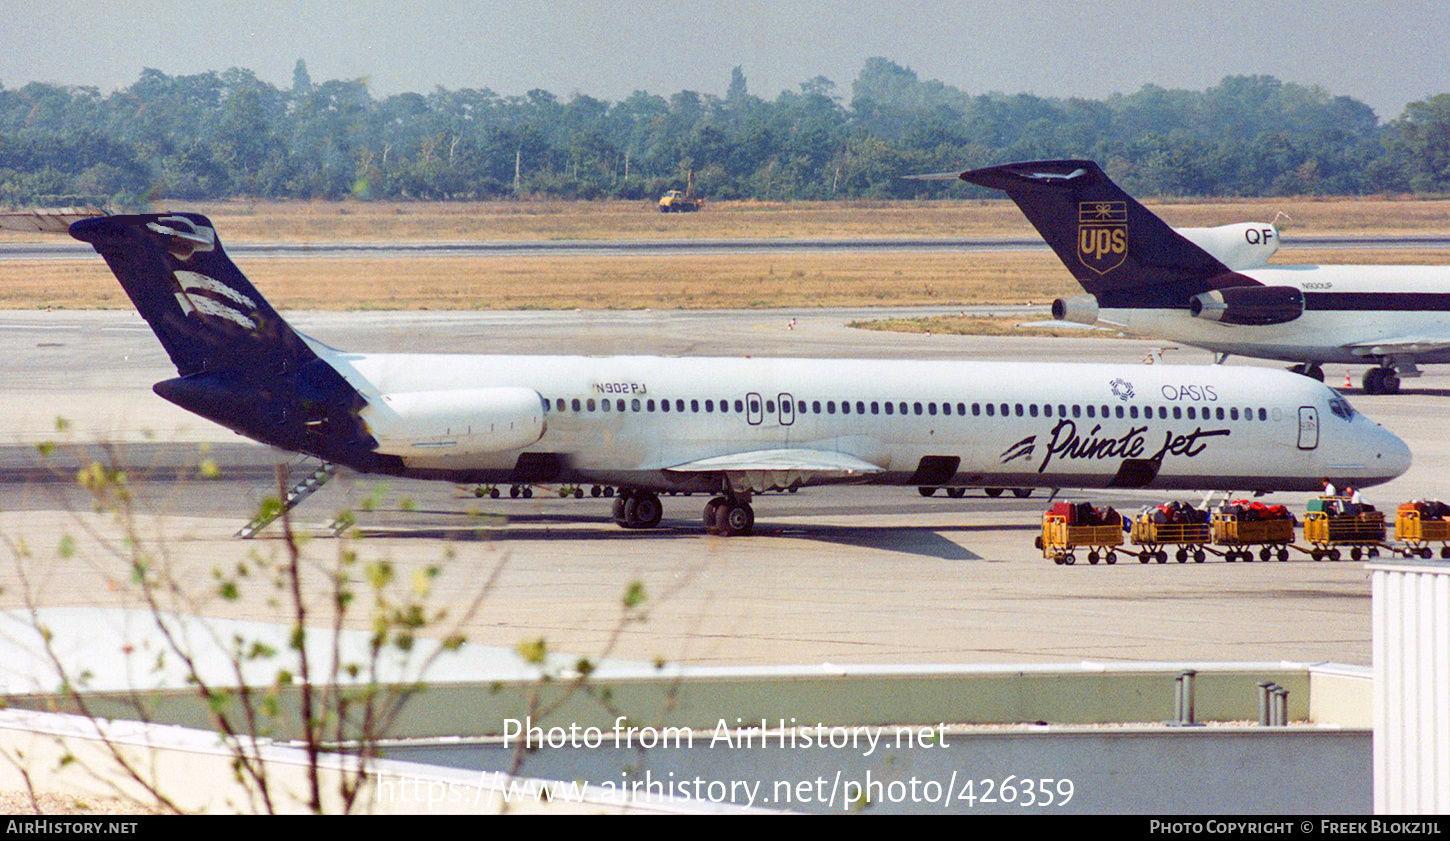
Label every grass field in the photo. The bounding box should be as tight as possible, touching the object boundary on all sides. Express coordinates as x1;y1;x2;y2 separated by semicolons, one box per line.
1;197;1448;311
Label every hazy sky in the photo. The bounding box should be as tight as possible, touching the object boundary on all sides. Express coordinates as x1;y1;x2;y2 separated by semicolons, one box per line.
3;1;1447;121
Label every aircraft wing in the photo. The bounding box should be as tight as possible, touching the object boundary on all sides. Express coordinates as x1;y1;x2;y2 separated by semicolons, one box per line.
1345;336;1450;357
666;448;885;493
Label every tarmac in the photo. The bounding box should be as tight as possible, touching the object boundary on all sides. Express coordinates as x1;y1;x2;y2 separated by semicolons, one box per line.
3;307;1446;670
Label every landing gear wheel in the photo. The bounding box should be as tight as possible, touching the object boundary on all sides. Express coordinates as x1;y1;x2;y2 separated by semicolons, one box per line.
918;486;937;497
1012;488;1033;498
715;502;755;537
946;488;967;499
613;492;631;526
984;487;1004;498
624;492;663;529
703;497;727;534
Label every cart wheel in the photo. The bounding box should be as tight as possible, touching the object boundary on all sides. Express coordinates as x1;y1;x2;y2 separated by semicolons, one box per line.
1175;549;1187;563
1034;536;1043;550
1368;548;1379;558
1311;550;1322;561
1260;547;1272;562
1053;555;1064;566
1225;552;1236;563
1139;552;1150;564
1105;552;1118;565
1278;548;1289;562
1242;551;1253;563
1442;547;1450;559
1423;548;1435;560
1351;547;1363;561
1088;551;1100;565
1156;551;1168;564
1063;553;1076;566
1194;550;1205;563
1330;549;1342;561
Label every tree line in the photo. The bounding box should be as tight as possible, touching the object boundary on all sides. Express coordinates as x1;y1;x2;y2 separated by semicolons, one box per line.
2;57;1449;207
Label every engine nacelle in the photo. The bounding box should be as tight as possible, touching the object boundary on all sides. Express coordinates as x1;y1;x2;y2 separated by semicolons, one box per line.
1051;293;1100;325
365;387;546;457
1176;223;1279;270
1189;285;1304;325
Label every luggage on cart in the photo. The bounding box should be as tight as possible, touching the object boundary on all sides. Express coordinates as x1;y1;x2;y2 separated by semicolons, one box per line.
1395;501;1450;559
1039;503;1124;566
1303;497;1385;561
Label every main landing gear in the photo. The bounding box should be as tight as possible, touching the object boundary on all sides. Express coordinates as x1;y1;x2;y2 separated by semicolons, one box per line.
703;494;755;537
609;488;757;536
1362;367;1401;395
612;489;664;529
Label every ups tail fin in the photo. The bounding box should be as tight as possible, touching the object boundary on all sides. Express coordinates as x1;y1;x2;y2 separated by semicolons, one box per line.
70;213;393;472
960;160;1248;308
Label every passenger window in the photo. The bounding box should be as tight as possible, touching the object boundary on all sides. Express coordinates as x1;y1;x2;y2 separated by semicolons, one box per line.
842;401;851;415
631;398;640;411
572;398;582;412
957;403;966;415
885;402;894;415
1029;404;1038;417
1187;407;1196;420
813;400;821;413
734;400;744;413
1072;405;1081;418
617;399;625;411
1230;407;1239;420
602;400;611;412
749;399;759;414
856;401;865;414
900;402;909;415
1015;404;1023;417
913;402;922;415
1258;408;1267;421
705;400;714;412
1173;407;1182;419
972;403;980;416
1115;406;1124;419
1158;407;1168;419
765;400;774;413
587;399;596;411
871;402;880;414
986;404;995;417
688;399;697;412
1044;404;1053;417
1086;405;1095;418
798;400;807;414
827;401;836;414
660;400;669;413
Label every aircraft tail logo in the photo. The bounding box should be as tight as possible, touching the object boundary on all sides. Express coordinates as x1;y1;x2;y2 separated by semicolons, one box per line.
1078;201;1127;275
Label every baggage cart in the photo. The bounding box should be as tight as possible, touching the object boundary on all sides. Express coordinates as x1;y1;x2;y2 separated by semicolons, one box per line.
1303;510;1385;561
1039;512;1123;566
1212;514;1295;562
1395;509;1450;559
1130;516;1211;563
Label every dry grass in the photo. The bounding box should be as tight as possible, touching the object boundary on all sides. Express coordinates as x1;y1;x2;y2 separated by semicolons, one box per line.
5;195;1450;244
4;197;1450;310
0;252;1078;310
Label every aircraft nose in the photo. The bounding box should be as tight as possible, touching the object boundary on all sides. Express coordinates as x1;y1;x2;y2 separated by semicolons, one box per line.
1373;424;1413;481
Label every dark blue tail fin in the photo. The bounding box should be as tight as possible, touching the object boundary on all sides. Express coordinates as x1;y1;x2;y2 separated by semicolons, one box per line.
70;214;394;473
960;160;1250;308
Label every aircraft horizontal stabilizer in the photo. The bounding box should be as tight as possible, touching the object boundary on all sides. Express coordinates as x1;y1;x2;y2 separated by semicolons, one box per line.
0;208;108;233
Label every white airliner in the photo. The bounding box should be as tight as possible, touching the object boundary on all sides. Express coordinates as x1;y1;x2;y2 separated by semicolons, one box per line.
959;159;1450;394
61;212;1408;535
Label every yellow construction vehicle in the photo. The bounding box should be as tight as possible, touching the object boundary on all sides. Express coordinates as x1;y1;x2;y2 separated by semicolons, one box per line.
659;171;703;213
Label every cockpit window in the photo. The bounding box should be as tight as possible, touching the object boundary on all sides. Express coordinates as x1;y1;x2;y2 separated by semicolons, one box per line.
1328;395;1355;421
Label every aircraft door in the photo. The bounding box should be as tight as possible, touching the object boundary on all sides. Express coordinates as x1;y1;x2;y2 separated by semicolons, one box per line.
746;392;763;426
778;392;795;426
1297;406;1319;450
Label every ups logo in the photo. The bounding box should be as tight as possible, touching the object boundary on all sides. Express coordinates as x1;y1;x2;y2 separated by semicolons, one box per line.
1078;201;1127;274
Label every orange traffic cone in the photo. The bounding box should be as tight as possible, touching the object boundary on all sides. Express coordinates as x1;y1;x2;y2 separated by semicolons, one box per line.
1344;373;1352;388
